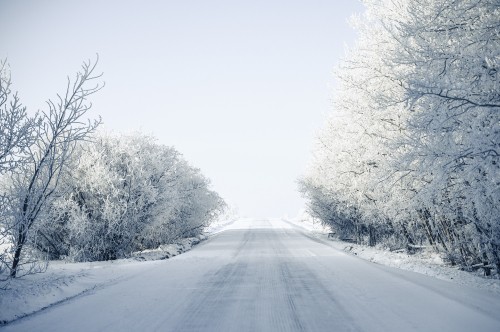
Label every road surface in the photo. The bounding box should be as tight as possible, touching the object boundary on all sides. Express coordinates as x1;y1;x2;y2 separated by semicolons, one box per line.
3;219;500;331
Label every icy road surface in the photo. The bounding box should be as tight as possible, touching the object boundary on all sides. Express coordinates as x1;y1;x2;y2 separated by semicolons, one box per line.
3;218;500;332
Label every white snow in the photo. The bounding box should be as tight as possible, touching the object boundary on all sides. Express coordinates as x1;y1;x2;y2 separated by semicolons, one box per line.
1;217;499;331
0;233;207;324
285;210;500;295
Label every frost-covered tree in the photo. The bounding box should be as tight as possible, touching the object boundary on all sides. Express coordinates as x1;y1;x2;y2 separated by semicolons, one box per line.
0;60;36;173
34;132;225;262
384;0;500;267
2;58;102;277
1;60;39;278
301;0;499;271
1;59;35;267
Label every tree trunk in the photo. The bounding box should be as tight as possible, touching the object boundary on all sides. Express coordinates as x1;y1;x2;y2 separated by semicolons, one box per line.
368;225;376;247
10;229;26;277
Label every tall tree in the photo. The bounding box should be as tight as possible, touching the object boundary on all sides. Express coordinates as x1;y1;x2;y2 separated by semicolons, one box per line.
301;0;500;269
5;58;102;277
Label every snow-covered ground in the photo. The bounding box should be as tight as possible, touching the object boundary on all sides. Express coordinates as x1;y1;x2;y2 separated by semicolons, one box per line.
284;210;500;295
0;233;209;324
202;216;238;234
2;218;500;332
1;216;499;331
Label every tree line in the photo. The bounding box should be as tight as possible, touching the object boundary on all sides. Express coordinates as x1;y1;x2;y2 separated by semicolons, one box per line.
300;0;499;273
0;58;225;278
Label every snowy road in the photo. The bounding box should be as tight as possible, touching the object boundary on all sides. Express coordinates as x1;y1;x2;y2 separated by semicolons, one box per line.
3;219;500;332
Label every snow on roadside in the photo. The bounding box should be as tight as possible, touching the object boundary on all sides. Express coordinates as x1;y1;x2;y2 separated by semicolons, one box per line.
0;233;207;325
203;217;237;234
285;210;500;295
131;235;207;261
204;203;239;234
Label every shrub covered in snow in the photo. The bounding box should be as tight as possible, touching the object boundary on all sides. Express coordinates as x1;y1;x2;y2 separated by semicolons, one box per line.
30;132;225;262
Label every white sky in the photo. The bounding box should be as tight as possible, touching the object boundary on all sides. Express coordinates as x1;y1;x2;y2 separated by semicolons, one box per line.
0;0;364;218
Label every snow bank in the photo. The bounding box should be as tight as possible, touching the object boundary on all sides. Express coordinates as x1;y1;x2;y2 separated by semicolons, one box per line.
131;235;206;261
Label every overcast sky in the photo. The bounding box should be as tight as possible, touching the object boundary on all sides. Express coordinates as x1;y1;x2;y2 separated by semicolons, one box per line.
0;0;364;218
